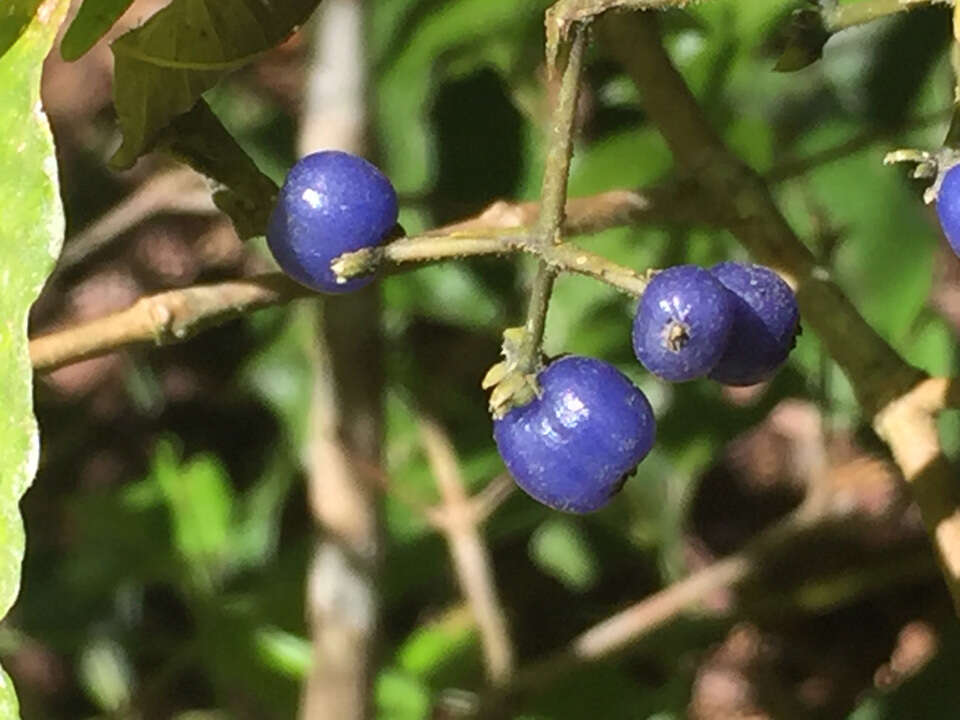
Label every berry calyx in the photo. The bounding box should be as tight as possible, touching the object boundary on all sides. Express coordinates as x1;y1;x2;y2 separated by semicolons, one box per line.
492;355;656;513
631;265;736;382
707;261;799;386
267;150;398;293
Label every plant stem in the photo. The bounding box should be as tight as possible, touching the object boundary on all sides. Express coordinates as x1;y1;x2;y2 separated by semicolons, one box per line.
515;22;590;375
536;22;589;245
516;264;557;374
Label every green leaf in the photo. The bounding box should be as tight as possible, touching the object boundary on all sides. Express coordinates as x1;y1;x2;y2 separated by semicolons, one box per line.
77;635;134;713
397;608;476;679
0;0;68;714
252;627;311;679
60;0;133;62
60;0;133;60
159;99;278;239
150;440;235;588
529;518;599;592
110;0;323;168
0;0;42;60
375;669;430;720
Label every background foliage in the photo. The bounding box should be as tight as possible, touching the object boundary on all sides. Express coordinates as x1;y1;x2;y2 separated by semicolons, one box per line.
4;0;960;717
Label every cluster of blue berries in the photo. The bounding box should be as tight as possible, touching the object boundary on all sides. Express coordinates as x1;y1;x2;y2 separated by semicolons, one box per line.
494;263;798;513
633;263;799;386
266;151;800;515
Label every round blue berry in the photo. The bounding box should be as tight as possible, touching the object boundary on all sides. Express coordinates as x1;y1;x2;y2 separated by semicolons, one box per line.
632;265;736;382
936;163;960;257
267;150;398;293
707;261;799;386
492;356;656;513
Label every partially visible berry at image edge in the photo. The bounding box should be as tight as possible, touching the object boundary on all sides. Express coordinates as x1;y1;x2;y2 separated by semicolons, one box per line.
936;163;960;258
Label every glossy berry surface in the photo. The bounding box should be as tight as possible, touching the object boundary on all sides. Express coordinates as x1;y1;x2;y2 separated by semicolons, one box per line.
632;265;735;382
936;163;960;257
708;261;799;386
493;356;656;513
267;150;398;293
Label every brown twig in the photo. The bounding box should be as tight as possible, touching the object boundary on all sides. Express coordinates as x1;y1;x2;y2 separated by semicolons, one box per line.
30;274;308;371
419;416;516;688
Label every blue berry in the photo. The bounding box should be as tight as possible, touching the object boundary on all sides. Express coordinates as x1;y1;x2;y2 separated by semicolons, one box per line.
267;150;398;293
708;261;799;386
493;356;656;513
632;265;736;382
937;163;960;257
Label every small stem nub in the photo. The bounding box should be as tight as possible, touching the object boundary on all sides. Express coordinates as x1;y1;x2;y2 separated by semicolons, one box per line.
663;320;689;353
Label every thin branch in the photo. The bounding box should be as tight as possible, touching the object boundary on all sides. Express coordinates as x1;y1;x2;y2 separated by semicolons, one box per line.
30;274;309;371
31;205;652;373
568;507;819;661
336;233;650;294
469;474;516;524
32;108;955;376
600;11;960;613
516;22;591;376
419;416;516;688
536;23;590;244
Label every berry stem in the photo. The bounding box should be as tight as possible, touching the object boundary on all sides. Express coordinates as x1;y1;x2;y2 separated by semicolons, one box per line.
333;233;651;296
515;22;590;374
516;263;557;374
535;22;589;246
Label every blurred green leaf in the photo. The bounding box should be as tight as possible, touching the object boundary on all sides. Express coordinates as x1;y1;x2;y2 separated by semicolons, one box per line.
373;0;547;194
231;450;297;570
383;264;504;330
253;627;311;679
522;664;659;720
77;635;134;713
529;518;599;592
194;600;302;714
0;0;69;714
241;302;315;445
60;0;134;60
151;440;235;587
397;608;476;680
375;669;430;720
110;0;323;168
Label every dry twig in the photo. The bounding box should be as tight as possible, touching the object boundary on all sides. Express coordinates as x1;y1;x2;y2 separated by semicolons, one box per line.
419;416;516;687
